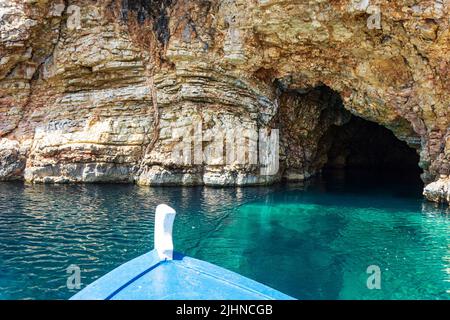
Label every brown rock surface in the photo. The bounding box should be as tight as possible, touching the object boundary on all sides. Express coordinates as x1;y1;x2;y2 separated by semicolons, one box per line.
0;0;448;203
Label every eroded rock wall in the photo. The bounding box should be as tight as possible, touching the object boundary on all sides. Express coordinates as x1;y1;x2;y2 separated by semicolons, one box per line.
0;0;449;203
278;87;352;181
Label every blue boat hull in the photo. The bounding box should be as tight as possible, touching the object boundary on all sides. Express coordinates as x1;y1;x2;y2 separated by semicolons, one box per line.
71;250;295;300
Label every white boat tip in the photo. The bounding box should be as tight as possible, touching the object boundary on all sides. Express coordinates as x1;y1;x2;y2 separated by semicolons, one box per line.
155;204;176;215
154;204;177;261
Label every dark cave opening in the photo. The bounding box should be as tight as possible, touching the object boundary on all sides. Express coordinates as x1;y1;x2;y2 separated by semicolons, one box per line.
278;84;423;186
320;115;422;181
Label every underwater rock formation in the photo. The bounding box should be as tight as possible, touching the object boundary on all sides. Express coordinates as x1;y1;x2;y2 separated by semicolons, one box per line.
0;0;448;203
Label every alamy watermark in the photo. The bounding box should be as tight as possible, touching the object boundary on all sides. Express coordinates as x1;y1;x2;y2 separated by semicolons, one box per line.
350;0;381;30
49;2;446;33
351;0;445;30
169;121;279;176
366;265;381;290
66;264;82;290
49;3;82;30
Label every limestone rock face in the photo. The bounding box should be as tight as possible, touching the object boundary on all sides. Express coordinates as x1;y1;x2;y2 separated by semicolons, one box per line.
423;176;450;203
0;0;449;203
0;138;26;179
278;87;352;180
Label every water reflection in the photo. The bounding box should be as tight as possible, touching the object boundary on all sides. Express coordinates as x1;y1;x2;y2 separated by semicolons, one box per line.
0;170;448;300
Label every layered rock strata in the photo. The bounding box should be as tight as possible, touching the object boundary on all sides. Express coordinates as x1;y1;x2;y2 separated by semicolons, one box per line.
0;0;448;203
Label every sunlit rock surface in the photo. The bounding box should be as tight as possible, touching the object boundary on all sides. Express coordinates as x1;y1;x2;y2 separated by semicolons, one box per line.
0;0;448;203
423;176;450;204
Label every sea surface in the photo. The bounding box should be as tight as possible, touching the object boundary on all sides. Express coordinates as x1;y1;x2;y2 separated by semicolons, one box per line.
0;170;449;300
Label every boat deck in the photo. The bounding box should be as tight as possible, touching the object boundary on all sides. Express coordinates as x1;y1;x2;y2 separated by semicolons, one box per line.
71;250;294;300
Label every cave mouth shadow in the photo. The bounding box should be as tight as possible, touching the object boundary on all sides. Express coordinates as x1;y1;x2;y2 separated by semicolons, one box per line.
319;115;423;187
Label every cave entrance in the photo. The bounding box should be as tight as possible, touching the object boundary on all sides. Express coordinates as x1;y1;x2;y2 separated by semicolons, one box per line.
279;85;422;186
320;115;422;183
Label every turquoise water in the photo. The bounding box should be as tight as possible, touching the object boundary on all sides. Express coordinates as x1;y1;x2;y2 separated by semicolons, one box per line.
0;171;448;300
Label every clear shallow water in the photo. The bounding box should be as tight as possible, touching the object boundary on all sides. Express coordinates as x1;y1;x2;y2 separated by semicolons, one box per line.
0;171;449;300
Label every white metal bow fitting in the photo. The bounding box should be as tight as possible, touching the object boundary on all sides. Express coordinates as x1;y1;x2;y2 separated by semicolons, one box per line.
154;204;177;261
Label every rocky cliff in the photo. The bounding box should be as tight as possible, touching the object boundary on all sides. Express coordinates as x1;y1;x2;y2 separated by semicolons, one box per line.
0;0;449;204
